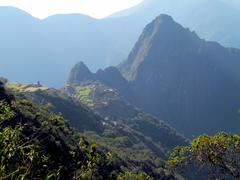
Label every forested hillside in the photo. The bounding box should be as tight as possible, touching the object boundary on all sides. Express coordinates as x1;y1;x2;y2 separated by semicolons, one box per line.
4;80;186;179
0;80;128;179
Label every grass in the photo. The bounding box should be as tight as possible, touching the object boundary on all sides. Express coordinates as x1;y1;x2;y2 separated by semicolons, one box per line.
6;83;49;93
75;86;94;107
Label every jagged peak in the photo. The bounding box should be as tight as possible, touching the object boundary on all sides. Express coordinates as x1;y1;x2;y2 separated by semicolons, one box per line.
142;14;194;38
67;61;94;85
154;14;174;23
119;14;201;80
74;61;89;69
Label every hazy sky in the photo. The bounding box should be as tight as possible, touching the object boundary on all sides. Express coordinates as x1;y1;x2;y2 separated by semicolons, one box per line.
0;0;143;19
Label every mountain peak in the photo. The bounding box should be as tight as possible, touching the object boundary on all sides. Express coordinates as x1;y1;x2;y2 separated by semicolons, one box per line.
155;14;174;23
119;14;200;80
118;13;240;136
75;61;87;67
67;61;94;85
144;13;197;39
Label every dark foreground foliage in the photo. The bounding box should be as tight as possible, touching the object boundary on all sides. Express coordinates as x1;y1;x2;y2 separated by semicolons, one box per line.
0;86;124;179
168;133;240;179
1;82;180;179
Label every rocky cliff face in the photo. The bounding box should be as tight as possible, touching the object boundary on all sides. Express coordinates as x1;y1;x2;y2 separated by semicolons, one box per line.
119;14;240;136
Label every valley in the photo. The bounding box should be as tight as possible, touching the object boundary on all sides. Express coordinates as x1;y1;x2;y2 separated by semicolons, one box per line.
1;1;240;179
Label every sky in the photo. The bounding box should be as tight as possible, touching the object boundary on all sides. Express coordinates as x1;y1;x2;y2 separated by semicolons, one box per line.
0;0;143;19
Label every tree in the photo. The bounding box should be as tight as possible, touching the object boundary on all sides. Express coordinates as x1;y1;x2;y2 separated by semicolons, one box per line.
0;77;8;84
0;79;12;103
168;132;240;179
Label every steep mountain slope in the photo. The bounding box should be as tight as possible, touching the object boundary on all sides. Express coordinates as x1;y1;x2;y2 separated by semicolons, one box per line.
119;14;240;137
7;82;103;132
66;62;132;99
67;62;95;85
65;63;188;151
95;67;132;99
2;1;240;87
6;80;187;178
0;81;126;179
111;0;240;49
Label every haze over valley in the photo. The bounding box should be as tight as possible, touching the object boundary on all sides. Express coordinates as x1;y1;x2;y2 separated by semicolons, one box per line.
1;1;240;179
1;0;240;86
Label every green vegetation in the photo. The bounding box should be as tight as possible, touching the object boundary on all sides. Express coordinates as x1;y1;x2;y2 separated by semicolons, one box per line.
7;82;49;93
30;88;103;133
0;97;106;179
14;83;186;178
74;86;94;107
0;84;154;179
168;132;240;179
117;171;152;180
84;127;176;179
7;81;240;179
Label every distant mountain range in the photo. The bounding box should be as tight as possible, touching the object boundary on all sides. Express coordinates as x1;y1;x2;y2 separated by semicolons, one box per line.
111;0;240;49
1;0;240;87
0;7;124;87
66;14;240;137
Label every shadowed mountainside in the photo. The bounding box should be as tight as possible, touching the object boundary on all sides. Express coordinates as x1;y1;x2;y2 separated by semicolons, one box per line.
2;0;240;86
119;14;240;136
